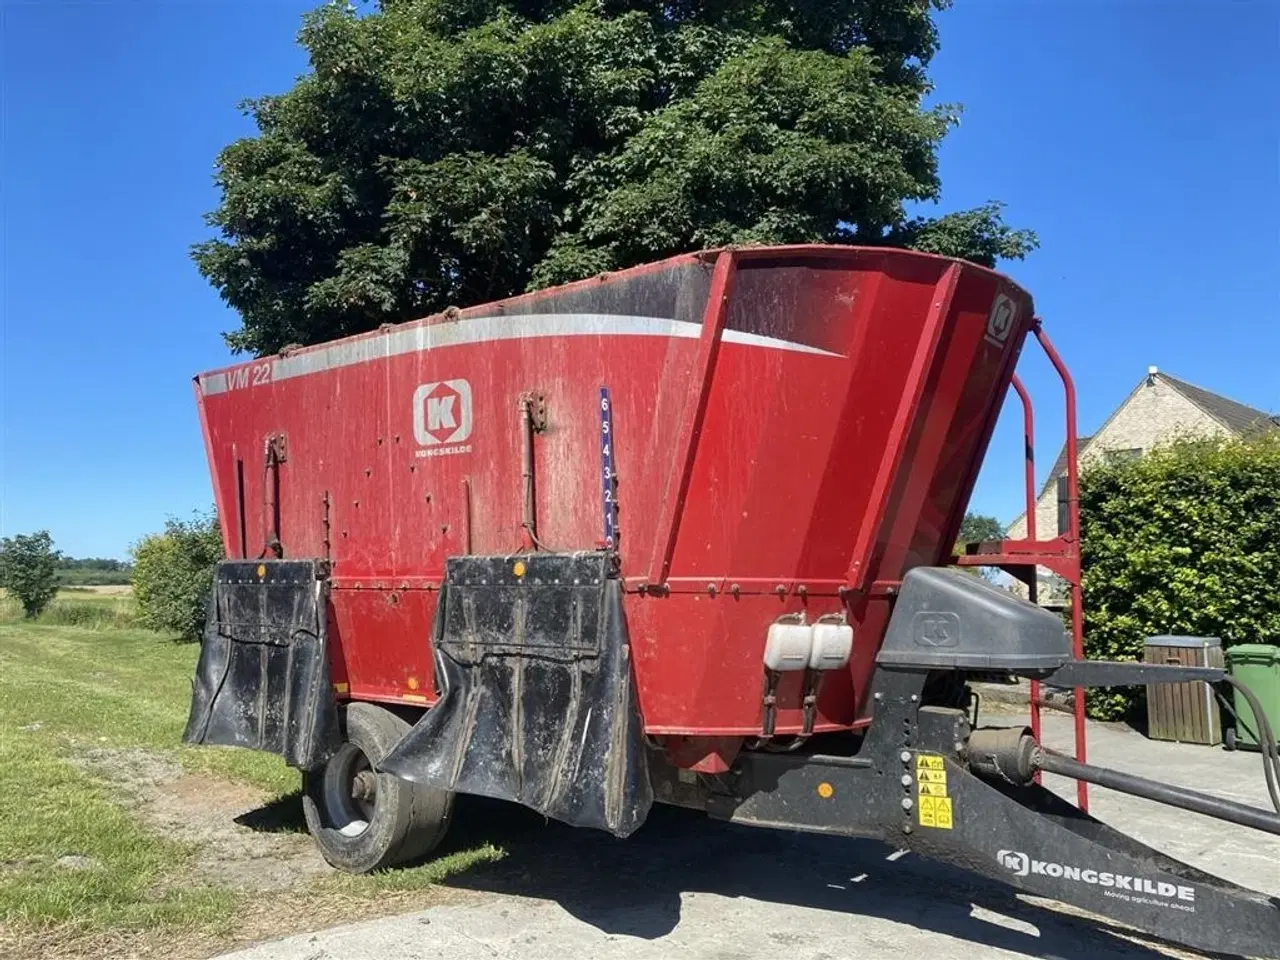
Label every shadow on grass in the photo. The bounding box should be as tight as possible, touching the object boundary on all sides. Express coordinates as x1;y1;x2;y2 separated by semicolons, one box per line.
234;791;307;834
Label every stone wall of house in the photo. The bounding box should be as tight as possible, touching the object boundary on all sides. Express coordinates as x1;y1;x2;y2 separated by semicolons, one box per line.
1007;375;1228;543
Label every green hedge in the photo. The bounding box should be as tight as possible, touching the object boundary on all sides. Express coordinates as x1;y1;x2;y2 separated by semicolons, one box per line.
1080;433;1280;719
131;513;223;642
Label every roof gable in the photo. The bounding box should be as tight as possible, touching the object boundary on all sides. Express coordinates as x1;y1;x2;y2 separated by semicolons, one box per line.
1039;373;1274;495
1159;374;1278;435
1008;370;1274;530
1039;435;1093;497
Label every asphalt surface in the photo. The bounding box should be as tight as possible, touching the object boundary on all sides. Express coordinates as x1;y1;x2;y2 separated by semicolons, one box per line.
220;711;1280;960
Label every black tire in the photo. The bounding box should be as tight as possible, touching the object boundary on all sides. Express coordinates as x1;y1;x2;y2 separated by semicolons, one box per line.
302;702;453;873
1224;727;1238;752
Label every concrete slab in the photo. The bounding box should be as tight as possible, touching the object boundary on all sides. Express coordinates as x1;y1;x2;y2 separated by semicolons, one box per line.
218;713;1279;960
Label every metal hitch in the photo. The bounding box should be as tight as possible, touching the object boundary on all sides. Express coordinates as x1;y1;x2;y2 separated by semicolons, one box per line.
707;669;1280;958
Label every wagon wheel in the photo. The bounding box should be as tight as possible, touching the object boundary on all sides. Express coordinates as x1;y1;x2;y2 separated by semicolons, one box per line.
302;702;453;873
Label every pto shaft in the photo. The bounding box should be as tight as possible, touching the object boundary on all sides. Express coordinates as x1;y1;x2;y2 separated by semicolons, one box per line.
967;727;1280;836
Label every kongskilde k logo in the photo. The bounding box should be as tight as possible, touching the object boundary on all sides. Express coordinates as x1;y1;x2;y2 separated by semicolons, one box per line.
995;849;1196;906
998;850;1030;876
413;379;473;454
913;611;959;647
985;294;1017;349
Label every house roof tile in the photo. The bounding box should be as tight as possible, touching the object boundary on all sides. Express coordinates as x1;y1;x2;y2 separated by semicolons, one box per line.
1160;374;1278;436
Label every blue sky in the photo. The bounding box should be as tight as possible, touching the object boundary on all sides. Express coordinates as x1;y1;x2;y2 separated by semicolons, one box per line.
1;1;1277;559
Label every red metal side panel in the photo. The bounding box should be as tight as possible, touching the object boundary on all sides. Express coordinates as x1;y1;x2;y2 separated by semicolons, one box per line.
195;245;1033;735
198;256;711;710
626;251;1032;731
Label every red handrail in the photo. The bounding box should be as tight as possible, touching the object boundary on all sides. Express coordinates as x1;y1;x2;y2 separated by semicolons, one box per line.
1034;324;1088;810
955;319;1088;810
1008;374;1043;777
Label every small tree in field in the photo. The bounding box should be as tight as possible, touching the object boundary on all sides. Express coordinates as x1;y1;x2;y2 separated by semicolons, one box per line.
132;512;224;641
0;531;60;618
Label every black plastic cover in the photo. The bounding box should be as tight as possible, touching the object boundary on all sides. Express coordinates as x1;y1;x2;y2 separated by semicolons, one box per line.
877;566;1070;673
184;560;339;770
381;553;653;837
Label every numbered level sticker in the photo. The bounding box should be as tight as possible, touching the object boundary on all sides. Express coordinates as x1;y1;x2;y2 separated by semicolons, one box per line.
598;387;618;548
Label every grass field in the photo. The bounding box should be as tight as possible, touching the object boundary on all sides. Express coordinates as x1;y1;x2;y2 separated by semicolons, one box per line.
0;600;500;959
0;588;137;630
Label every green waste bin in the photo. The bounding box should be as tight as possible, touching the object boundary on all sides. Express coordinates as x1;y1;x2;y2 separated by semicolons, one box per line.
1224;643;1280;751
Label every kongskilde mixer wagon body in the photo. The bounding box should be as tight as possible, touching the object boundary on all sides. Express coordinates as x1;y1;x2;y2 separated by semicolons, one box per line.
186;246;1280;957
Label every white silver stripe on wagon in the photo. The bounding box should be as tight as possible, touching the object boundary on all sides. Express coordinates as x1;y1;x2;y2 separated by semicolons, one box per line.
199;313;841;396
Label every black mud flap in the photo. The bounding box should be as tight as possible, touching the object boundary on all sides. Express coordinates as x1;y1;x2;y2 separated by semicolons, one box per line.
381;553;652;837
183;559;339;770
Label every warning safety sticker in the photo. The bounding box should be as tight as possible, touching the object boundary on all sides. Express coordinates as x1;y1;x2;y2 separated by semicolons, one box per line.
915;754;954;829
919;795;954;829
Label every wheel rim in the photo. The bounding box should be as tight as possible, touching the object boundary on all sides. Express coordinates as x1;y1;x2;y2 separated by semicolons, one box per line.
322;742;379;837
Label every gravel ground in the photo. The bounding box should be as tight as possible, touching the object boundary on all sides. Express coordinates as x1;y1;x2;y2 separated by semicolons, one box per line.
216;711;1280;960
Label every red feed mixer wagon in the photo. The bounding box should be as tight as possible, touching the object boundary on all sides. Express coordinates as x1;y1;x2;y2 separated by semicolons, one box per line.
186;245;1280;956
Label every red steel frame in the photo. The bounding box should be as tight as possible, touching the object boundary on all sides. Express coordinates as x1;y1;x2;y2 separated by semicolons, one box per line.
847;264;962;589
955;321;1089;811
647;252;737;587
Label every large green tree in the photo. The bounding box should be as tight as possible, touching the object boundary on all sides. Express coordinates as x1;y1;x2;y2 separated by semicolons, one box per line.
195;0;1036;356
958;512;1003;544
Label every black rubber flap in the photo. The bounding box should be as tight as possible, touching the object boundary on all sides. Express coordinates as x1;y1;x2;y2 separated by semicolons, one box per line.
183;559;339;770
381;553;653;837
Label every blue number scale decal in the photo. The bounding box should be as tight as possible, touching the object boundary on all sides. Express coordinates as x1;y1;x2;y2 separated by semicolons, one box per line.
599;387;618;549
